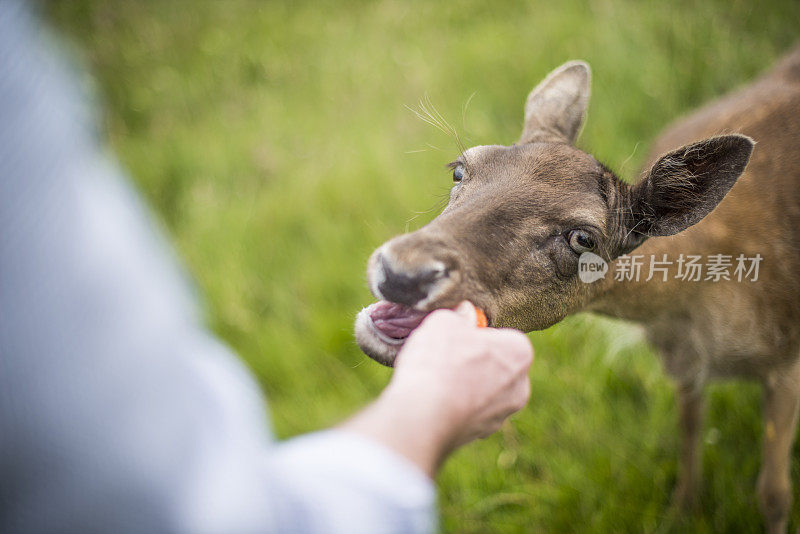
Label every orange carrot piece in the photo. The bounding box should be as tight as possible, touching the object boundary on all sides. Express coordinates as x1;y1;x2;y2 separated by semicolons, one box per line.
475;308;488;328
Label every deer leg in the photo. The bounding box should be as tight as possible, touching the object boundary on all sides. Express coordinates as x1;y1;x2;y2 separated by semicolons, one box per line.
671;382;705;511
757;364;800;534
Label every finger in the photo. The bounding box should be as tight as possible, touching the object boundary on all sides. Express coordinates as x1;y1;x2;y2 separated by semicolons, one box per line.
512;377;531;411
453;300;478;326
477;415;507;439
485;329;534;368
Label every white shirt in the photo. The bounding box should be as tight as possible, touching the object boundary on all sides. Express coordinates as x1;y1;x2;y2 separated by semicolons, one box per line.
0;2;435;532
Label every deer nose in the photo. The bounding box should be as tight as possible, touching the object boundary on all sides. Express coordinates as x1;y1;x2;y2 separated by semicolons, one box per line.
376;252;450;307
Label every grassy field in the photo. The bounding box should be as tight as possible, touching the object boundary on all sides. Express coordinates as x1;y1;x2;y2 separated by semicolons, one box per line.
48;1;800;531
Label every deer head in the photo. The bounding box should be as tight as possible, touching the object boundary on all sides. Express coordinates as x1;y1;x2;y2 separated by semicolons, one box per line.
355;61;753;366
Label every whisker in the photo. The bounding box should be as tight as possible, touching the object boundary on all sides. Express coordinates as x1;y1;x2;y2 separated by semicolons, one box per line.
461;91;477;133
406;94;468;157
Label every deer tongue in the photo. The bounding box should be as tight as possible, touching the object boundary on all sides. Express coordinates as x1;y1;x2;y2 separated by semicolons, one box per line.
368;301;430;340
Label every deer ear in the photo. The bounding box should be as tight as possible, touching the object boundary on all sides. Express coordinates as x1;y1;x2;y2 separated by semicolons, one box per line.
624;135;754;243
520;61;591;145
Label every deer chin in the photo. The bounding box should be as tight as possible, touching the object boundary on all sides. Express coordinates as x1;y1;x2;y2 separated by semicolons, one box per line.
354;301;430;367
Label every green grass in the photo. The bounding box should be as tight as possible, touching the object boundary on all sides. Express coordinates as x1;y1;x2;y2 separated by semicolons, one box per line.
47;1;800;531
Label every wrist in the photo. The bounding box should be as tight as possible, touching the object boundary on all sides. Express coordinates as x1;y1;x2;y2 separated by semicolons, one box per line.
341;380;458;477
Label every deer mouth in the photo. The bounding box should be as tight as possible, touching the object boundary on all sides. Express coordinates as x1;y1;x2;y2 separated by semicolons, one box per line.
354;301;434;366
355;299;491;366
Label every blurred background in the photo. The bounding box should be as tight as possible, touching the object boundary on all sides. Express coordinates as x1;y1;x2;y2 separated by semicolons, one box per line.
46;0;799;531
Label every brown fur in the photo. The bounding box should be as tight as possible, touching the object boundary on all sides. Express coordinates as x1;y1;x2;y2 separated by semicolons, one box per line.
592;46;800;532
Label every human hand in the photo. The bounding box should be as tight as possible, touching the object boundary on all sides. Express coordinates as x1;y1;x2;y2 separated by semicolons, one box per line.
388;302;533;456
343;301;532;476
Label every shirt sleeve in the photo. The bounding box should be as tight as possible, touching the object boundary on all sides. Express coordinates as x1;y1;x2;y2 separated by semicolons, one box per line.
266;431;436;534
0;2;435;533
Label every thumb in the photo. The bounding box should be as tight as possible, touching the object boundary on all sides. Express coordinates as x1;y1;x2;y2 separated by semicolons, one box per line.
453;300;478;326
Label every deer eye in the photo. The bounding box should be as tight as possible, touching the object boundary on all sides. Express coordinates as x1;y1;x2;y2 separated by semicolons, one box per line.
452;165;464;183
567;229;595;253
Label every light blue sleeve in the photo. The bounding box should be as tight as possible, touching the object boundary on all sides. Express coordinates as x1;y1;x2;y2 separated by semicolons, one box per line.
0;2;435;533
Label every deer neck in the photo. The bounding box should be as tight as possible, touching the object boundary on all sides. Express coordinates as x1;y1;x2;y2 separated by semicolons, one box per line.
586;239;697;324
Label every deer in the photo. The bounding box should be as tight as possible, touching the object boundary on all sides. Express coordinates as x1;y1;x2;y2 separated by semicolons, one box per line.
354;45;800;532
